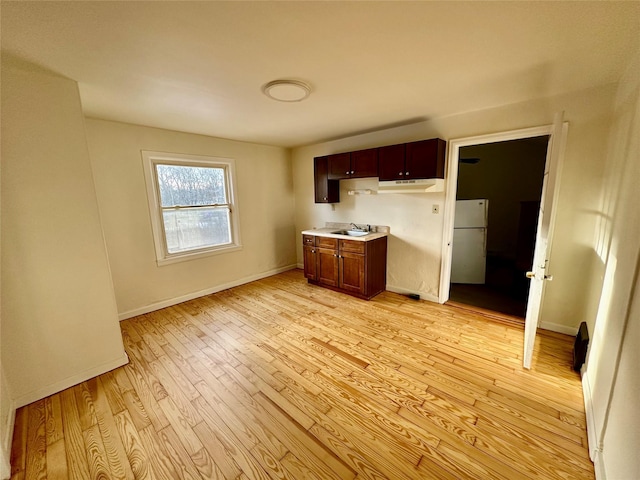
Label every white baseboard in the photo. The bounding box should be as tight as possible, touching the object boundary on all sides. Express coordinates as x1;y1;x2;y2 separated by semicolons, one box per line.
594;449;606;480
539;321;578;336
2;354;128;478
1;401;15;480
13;354;129;409
1;445;10;480
118;265;298;321
386;284;439;304
581;367;601;463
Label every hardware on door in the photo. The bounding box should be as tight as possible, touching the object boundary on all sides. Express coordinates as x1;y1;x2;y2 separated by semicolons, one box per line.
526;260;554;281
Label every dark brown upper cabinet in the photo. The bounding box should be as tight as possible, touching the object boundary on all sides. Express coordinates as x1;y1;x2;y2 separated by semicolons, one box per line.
350;148;378;178
314;138;446;203
378;138;445;181
377;143;406;181
328;149;378;180
327;153;352;180
314;156;339;203
405;138;446;180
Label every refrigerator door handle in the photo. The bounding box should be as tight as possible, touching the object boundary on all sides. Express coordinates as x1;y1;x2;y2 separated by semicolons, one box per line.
483;228;487;257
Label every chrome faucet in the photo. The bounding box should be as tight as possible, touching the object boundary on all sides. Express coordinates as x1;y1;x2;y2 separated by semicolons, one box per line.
350;223;369;232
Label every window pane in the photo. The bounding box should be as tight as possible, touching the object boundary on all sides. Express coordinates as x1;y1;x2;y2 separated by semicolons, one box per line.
156;164;227;207
163;207;231;253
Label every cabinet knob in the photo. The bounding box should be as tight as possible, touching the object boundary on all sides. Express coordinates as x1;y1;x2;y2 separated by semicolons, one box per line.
323;196;327;200
350;170;354;174
346;171;349;174
399;172;403;176
406;172;410;175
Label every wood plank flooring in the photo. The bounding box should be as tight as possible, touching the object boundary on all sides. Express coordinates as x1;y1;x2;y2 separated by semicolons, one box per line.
10;269;594;479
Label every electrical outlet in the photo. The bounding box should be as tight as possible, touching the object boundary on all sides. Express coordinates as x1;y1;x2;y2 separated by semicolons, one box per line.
432;204;440;214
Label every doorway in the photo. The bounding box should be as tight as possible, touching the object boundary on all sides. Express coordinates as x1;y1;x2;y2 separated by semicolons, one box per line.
448;137;548;318
439;125;559;315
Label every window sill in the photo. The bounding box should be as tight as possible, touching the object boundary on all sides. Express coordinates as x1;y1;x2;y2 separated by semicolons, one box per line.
156;243;242;266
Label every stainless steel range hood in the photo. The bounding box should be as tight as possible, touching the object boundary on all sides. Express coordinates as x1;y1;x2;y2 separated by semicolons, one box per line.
377;178;444;194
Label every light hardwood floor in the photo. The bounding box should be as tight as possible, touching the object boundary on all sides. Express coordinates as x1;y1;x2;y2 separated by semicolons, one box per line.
10;269;594;479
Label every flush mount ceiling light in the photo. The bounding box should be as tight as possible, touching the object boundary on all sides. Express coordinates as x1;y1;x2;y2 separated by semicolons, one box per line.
262;80;311;102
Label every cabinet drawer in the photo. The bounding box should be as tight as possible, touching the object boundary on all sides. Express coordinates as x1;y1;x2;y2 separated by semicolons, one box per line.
339;239;365;254
316;236;338;249
303;235;316;246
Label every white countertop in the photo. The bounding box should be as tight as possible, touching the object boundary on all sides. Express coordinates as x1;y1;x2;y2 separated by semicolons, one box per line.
301;227;388;242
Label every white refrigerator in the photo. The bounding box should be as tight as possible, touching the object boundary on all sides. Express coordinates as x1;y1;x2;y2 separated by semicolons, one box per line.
451;199;488;284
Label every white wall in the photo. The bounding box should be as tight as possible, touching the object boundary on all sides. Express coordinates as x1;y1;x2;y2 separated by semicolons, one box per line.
84;119;296;318
292;83;615;330
601;284;639;479
582;54;640;478
1;57;128;412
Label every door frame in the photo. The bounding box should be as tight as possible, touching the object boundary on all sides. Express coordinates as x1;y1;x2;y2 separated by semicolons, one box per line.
438;124;557;304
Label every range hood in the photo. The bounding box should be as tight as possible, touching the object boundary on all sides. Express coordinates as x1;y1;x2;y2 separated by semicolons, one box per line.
377;178;445;194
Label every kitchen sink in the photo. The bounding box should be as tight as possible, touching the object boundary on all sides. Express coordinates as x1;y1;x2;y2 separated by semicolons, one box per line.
332;230;369;237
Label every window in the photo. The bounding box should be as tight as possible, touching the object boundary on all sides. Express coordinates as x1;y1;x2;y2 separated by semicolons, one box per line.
142;151;241;265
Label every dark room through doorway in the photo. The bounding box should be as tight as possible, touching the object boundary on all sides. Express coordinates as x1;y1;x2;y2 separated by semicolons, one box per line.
448;136;549;319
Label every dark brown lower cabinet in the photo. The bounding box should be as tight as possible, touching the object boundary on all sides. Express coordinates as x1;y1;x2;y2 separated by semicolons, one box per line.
317;247;340;287
303;234;387;300
302;245;318;280
339;251;366;295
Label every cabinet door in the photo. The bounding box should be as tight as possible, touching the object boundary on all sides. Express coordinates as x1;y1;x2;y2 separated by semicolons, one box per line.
327;153;351;180
405;139;445;179
303;245;317;280
377;143;406;181
317;248;339;287
339;252;366;295
350;148;378;178
314;156;339;203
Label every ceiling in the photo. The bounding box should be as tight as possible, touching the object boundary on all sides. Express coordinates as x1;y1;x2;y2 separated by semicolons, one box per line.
2;1;639;148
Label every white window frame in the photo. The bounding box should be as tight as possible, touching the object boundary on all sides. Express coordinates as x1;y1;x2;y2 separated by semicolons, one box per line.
141;150;242;266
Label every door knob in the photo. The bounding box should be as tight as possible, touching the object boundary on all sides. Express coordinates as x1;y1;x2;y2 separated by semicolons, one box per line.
525;271;535;279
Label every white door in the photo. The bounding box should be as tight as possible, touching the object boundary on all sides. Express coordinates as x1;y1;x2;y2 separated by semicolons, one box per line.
523;112;567;369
